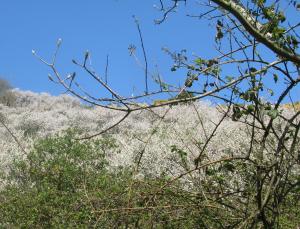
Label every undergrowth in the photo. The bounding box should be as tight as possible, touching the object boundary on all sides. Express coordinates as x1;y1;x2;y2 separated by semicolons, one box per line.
0;129;299;228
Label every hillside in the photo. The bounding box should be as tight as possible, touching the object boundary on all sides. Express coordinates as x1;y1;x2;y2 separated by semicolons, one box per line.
0;89;248;177
0;90;299;227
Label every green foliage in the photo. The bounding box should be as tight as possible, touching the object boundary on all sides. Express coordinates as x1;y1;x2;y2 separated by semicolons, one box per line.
278;193;300;228
0;129;230;228
153;91;195;107
0;130;111;227
171;145;189;170
153;99;169;106
0;126;298;227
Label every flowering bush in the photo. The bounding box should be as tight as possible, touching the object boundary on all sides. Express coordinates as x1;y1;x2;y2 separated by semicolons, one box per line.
0;90;299;227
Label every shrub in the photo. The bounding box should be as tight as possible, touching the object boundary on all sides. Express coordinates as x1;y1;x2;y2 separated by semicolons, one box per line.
0;127;299;227
0;129;245;228
17;119;44;138
0;78;16;107
0;130;174;227
0;129;109;227
0;78;11;94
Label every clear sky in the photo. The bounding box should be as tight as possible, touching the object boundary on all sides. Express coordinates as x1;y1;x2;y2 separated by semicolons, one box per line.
0;1;215;96
0;1;298;103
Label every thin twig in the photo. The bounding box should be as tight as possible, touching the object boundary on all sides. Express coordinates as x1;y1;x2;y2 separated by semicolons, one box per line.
133;15;149;94
0;114;27;155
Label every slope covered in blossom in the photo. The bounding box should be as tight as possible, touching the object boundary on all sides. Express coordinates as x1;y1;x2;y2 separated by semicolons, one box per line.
0;89;253;177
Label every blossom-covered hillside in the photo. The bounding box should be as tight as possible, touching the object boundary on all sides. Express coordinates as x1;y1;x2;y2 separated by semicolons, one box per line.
0;89;248;177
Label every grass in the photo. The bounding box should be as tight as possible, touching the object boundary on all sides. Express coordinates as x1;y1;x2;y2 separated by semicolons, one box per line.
282;101;300;111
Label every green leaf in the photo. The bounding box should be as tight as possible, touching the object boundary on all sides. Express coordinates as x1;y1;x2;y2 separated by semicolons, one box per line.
221;161;235;172
247;105;255;113
194;58;204;66
267;89;274;96
171;65;177;71
273;74;278;83
232;105;243;121
225;76;234;82
267;109;279;119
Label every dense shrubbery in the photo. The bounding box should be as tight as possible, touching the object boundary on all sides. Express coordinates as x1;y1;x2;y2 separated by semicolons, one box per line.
0;130;121;227
0;129;221;227
0;129;299;228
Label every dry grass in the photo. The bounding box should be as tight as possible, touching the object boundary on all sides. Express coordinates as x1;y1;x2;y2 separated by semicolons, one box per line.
282;102;300;111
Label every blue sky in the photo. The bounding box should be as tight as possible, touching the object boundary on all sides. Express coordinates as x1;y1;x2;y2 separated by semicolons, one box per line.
0;1;299;103
0;1;215;96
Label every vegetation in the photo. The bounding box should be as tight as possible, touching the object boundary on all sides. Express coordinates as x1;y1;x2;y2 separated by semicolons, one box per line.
0;0;300;228
0;129;299;227
0;78;16;107
283;101;300;111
